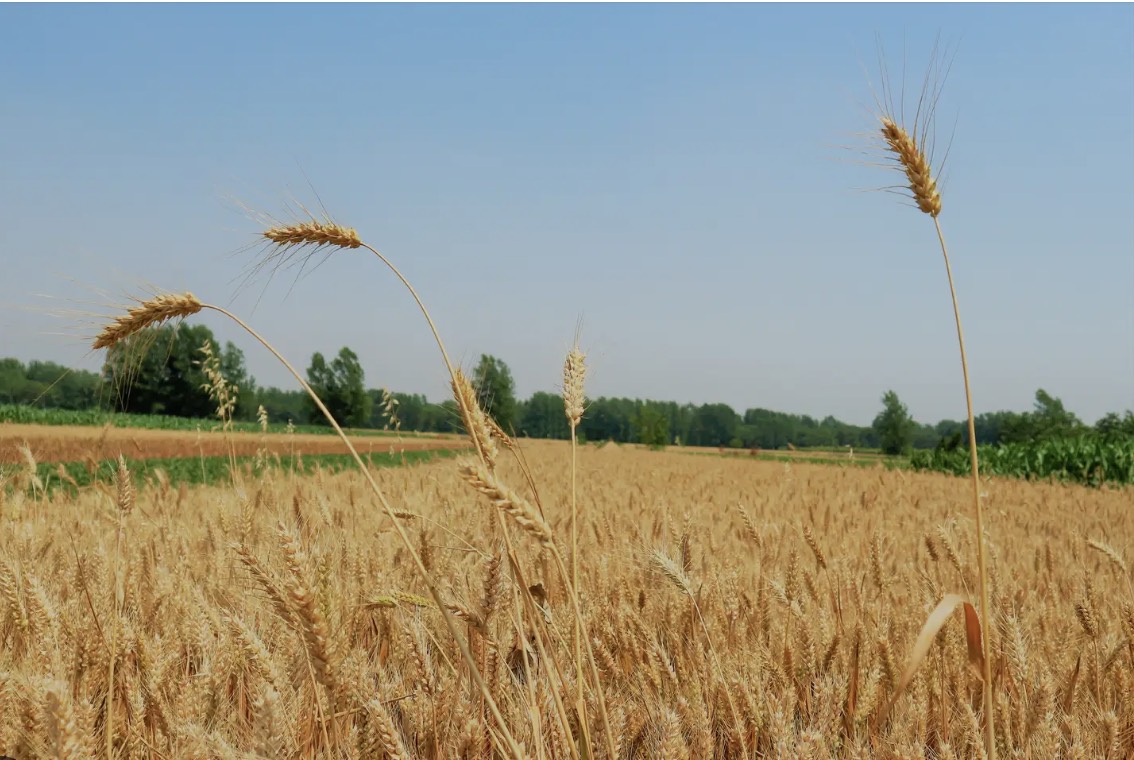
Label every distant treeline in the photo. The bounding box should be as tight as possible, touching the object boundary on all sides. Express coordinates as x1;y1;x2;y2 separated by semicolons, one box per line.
3;324;1131;452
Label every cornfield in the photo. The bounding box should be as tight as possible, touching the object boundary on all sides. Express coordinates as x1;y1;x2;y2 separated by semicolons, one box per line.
911;436;1134;487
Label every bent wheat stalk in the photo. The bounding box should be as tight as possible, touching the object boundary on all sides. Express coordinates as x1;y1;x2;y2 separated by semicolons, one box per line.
91;293;526;760
874;113;997;758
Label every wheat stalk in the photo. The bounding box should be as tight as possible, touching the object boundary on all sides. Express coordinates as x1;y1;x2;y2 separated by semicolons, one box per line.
563;342;588;740
872;64;997;759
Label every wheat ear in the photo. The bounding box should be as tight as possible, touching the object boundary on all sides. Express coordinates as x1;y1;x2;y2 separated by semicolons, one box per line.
263;220;361;249
91;292;203;350
461;460;553;547
880;117;942;217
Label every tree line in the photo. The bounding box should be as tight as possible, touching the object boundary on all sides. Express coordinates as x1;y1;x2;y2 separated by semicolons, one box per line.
2;323;1131;452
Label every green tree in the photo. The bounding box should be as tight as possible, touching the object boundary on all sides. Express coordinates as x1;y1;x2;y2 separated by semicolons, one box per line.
305;347;372;427
873;390;915;456
632;405;669;449
471;354;517;431
102;323;253;418
256;386;306;425
24;360;102;410
689;403;739;447
1096;411;1134;441
519;391;569;439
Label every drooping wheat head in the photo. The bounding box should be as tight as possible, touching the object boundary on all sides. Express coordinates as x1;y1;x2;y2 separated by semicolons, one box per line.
91;292;203;350
262;220;361;250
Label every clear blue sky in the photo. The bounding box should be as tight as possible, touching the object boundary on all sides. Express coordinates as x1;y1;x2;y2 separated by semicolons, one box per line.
1;4;1131;426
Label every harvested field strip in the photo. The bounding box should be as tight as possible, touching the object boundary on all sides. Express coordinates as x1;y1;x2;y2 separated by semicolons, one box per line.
0;423;465;464
0;402;440;438
676;446;903;469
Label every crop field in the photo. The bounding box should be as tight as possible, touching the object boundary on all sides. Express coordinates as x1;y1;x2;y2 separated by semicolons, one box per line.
0;423;461;466
0;404;430;439
0;437;1130;759
2;9;1129;758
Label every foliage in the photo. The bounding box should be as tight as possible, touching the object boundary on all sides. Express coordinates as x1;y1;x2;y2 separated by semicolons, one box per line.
471;354;518;431
101;324;256;419
1095;410;1134;442
911;434;1134;486
305;347;372;428
518;391;570;439
5;354;1130;457
0;358;103;409
632;405;669;449
873;390;915;456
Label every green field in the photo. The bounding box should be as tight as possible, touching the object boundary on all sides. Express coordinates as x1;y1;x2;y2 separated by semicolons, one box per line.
911;435;1134;486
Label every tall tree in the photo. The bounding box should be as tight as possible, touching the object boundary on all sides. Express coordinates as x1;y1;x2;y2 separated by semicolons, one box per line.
102;323;253;418
632;405;669;449
471;354;517;431
305;347;372;428
689;403;739;447
873;390;914;456
519;391;569;439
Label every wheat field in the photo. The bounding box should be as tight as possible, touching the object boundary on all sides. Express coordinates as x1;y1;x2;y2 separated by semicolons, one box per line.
1;439;1130;759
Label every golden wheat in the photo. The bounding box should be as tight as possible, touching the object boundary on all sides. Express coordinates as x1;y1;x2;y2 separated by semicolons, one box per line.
91;292;203;350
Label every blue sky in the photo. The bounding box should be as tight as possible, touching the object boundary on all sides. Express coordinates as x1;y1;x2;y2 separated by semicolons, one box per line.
1;4;1131;426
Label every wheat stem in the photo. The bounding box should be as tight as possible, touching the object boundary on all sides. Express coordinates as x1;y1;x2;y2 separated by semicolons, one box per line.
934;216;997;760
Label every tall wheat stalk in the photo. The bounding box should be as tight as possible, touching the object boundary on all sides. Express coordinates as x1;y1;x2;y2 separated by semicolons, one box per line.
257;220;619;757
874;110;997;759
563;343;587;738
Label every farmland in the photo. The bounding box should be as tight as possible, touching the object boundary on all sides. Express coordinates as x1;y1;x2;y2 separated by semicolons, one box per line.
2;6;1130;758
0;421;460;466
0;403;423;438
0;436;1129;758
